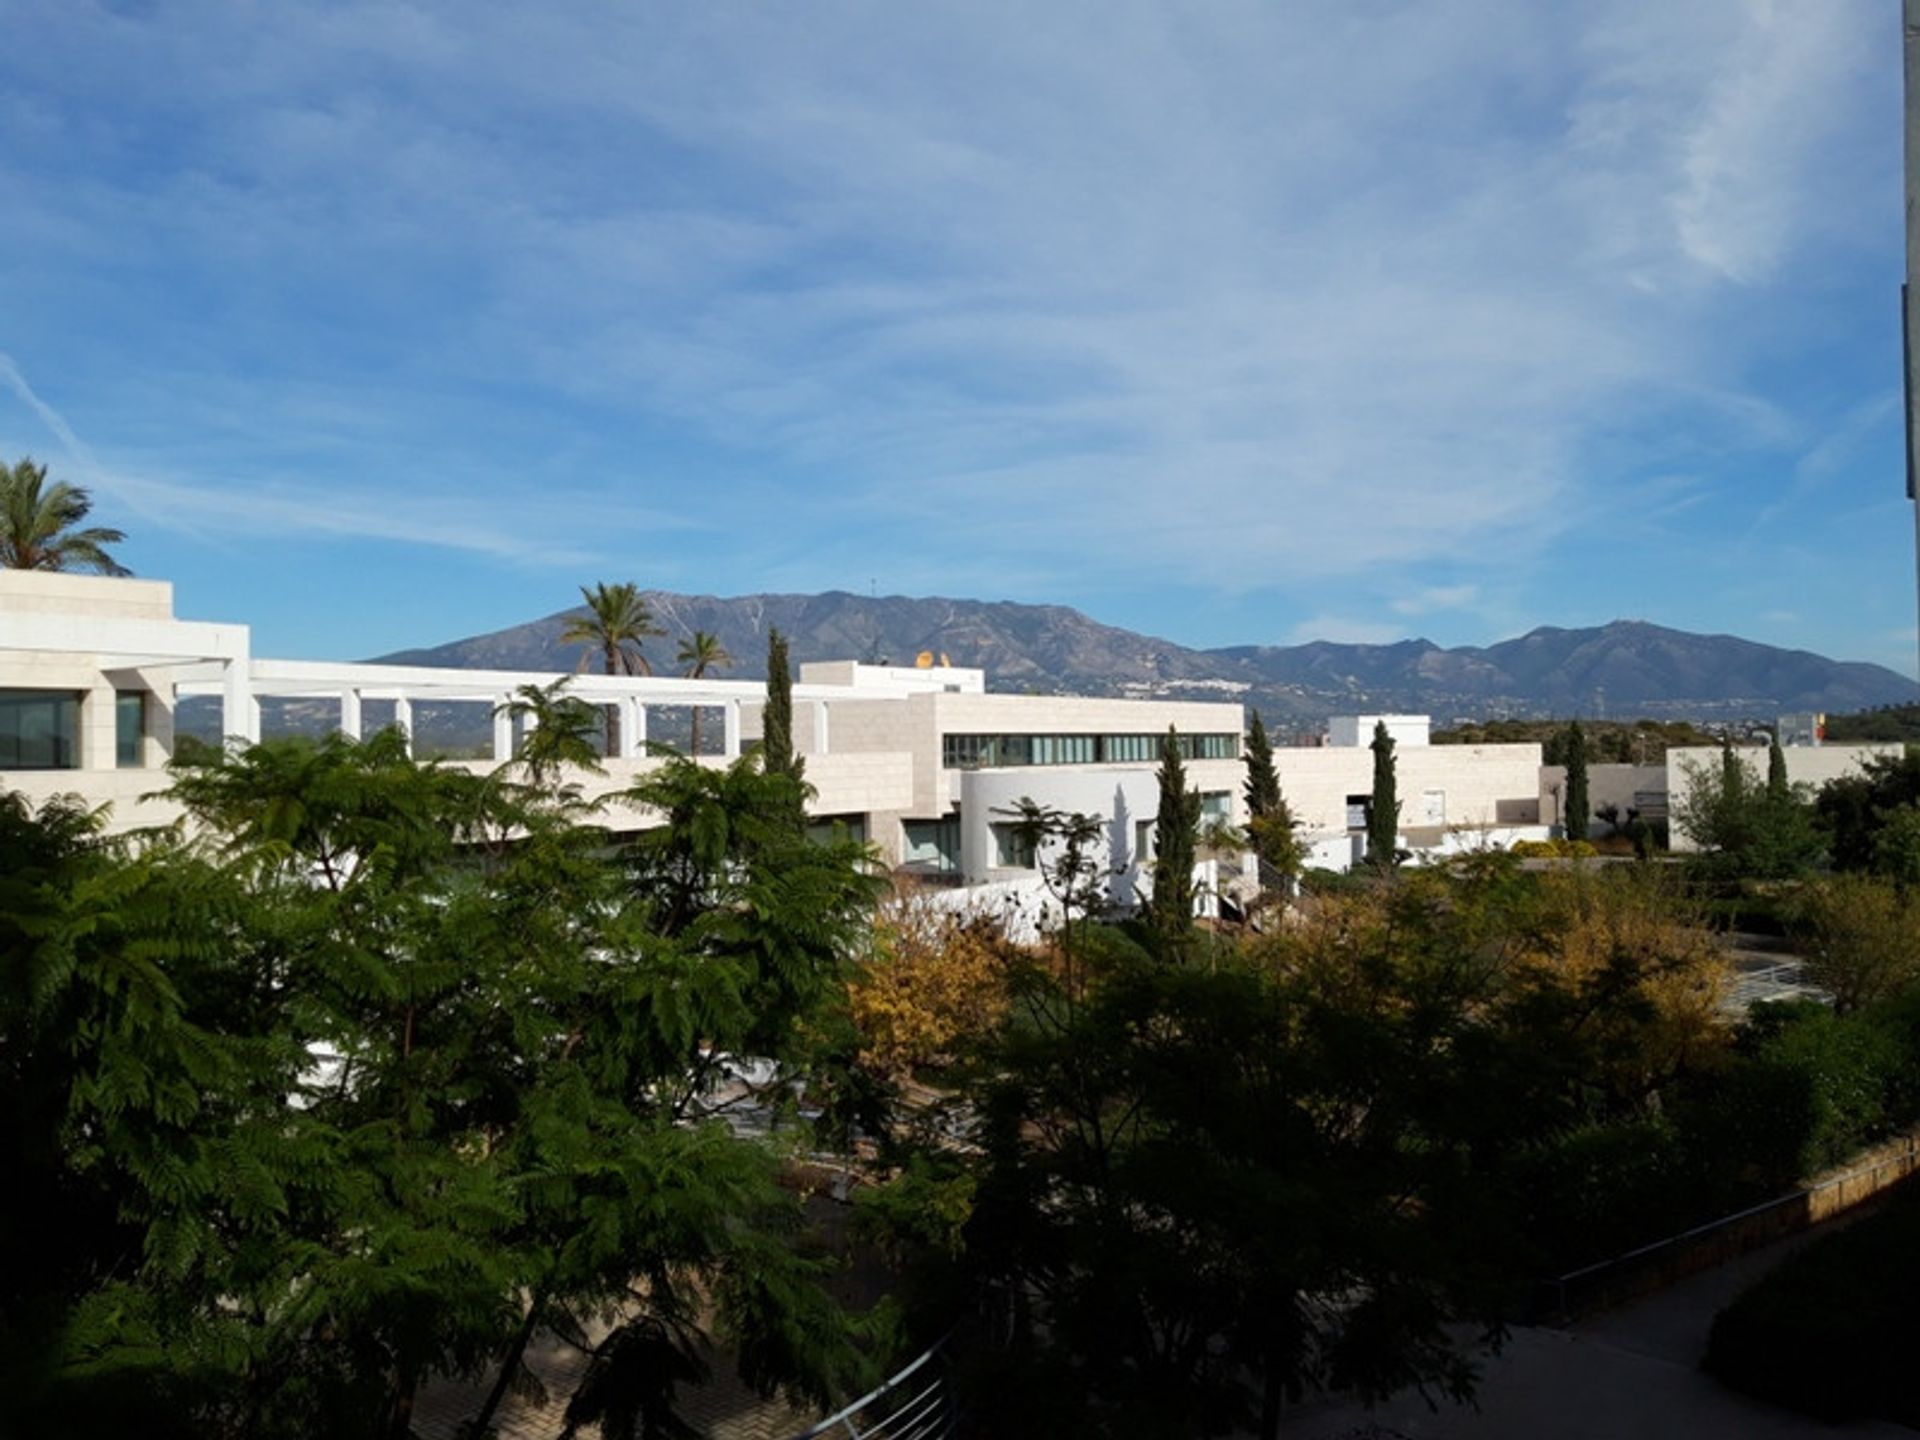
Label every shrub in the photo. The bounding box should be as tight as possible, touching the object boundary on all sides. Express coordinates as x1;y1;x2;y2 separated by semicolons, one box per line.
1505;1118;1694;1270
1509;838;1598;859
1681;998;1904;1190
1704;1183;1920;1426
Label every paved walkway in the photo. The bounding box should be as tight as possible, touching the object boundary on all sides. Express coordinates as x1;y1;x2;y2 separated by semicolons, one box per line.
1288;1221;1905;1439
412;1331;815;1440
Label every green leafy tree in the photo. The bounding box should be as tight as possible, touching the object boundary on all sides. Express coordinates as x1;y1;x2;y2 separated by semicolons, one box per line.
1815;752;1920;874
677;630;735;756
560;582;664;755
1675;745;1822;879
0;457;130;574
960;917;1505;1438
995;799;1109;964
495;678;607;797
1149;727;1200;961
1367;720;1400;869
1242;711;1303;885
4;733;882;1439
1563;720;1590;842
1793;874;1920;1014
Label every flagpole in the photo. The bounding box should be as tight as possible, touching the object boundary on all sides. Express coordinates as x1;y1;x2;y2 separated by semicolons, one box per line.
1906;0;1920;684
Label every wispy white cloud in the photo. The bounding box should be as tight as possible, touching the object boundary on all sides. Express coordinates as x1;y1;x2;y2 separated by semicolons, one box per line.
0;0;1898;652
0;350;688;567
1286;615;1410;647
1393;586;1481;617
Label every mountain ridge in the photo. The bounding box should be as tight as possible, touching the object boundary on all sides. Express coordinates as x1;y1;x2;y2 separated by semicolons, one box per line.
374;592;1920;726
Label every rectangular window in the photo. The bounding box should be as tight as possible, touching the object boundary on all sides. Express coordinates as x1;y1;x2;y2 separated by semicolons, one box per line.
902;817;962;872
991;822;1036;869
806;814;868;847
1422;788;1446;825
1345;794;1371;831
0;690;81;770
1134;819;1154;864
116;691;145;768
939;732;1238;769
1200;791;1232;827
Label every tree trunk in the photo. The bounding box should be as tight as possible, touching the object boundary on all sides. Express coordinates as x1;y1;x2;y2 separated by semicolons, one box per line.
690;707;703;757
470;1296;545;1437
604;648;620;758
386;1371;419;1440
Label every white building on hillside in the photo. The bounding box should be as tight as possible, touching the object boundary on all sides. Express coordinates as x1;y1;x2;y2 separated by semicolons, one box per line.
0;572;1549;904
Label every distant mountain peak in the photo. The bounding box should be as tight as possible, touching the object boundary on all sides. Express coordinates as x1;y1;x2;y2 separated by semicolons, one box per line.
376;592;1920;724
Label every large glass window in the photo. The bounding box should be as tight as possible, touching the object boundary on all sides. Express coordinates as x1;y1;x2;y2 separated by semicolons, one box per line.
902;816;962;872
1200;791;1233;827
806;813;868;847
941;731;1240;769
0;690;81;770
991;822;1036;869
116;691;145;768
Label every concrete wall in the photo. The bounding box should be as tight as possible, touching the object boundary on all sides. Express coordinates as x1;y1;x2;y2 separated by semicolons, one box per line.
1540;763;1668;835
0;570;175;620
1270;742;1541;837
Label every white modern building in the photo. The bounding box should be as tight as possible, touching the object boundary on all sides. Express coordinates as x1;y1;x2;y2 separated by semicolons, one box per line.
0;572;1551;903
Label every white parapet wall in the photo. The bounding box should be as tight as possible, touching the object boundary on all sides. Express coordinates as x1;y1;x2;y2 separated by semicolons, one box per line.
1327;714;1431;749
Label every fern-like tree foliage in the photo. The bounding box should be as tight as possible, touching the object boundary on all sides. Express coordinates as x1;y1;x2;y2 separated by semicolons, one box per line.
0;732;885;1439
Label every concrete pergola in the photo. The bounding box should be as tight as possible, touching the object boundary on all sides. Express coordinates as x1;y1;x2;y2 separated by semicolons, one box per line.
0;608;883;763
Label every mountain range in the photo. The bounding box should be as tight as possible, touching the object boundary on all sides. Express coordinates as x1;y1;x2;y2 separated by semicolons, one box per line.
375;591;1920;730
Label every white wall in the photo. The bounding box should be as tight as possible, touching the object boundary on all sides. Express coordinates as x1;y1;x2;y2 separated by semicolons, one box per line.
1539;763;1668;836
1328;714;1431;749
955;762;1243;895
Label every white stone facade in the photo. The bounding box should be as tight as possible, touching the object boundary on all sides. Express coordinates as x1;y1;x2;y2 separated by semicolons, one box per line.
1;572;1553;897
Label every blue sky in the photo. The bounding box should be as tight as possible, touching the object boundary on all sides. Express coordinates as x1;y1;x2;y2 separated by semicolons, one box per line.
2;1;1914;674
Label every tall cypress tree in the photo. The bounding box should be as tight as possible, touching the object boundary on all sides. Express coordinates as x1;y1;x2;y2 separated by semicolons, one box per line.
1366;720;1399;869
1244;710;1282;819
1563;719;1590;842
1151;726;1200;959
1243;710;1302;883
763;627;803;785
1767;733;1789;803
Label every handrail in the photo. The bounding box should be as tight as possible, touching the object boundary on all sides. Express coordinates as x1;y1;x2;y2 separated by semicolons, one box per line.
786;1333;956;1440
1542;1133;1920;1321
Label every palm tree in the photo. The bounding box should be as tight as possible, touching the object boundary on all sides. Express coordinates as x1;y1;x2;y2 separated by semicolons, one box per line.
559;582;663;756
1;457;130;575
676;630;735;757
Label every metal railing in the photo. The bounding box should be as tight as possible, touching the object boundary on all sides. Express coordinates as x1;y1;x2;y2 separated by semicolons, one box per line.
1722;960;1820;1011
1539;1132;1920;1321
786;1335;956;1440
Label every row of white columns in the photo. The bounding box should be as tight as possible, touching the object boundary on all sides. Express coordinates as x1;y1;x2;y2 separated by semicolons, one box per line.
219;678;830;765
